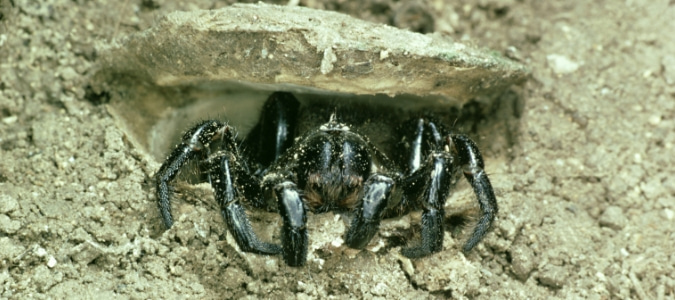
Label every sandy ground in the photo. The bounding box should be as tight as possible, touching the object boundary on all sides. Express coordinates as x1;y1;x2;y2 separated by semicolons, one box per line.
1;0;674;299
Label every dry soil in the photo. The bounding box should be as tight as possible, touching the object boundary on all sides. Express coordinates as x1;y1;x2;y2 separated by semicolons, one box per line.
0;0;674;299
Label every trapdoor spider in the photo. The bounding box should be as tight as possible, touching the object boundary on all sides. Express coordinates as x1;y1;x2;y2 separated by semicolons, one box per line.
155;92;498;266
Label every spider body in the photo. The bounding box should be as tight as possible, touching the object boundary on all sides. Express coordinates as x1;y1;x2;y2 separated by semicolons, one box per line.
155;92;498;266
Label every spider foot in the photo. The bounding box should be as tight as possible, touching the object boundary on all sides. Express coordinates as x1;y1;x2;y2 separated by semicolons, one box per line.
400;209;444;258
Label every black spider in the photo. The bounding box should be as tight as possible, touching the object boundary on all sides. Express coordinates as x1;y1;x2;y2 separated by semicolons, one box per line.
155;92;498;266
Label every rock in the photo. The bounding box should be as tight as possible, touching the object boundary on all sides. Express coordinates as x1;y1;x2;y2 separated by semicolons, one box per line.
0;237;25;264
547;54;580;74
70;241;104;265
662;55;675;85
0;214;21;234
95;3;527;100
91;3;528;160
0;194;18;214
510;244;536;280
598;205;626;230
537;265;568;289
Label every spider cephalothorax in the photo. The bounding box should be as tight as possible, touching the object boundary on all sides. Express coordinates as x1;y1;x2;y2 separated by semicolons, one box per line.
155;92;498;266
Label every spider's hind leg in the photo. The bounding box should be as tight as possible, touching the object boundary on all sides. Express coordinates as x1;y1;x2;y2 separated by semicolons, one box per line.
399;150;455;258
391;118;498;257
384;118;447;218
242;92;300;174
383;117;456;257
451;134;498;253
397;117;446;175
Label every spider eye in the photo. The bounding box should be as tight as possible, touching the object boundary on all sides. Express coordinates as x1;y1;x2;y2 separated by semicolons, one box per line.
319;123;350;132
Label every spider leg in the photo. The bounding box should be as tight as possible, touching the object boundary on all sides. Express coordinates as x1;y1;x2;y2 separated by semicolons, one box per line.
273;180;308;266
385;118;445;218
402;118;444;174
345;174;395;249
155;120;225;228
243;92;300;173
451;134;498;253
203;128;282;255
400;152;455;258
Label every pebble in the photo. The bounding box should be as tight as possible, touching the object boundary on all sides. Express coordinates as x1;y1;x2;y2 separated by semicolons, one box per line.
537;265;568;289
662;55;675;85
598;206;626;230
47;256;57;268
510;244;536;280
0;194;19;214
547;54;580;74
0;214;21;234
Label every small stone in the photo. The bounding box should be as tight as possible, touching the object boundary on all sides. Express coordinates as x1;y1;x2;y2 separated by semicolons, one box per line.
1;115;17;124
70;241;104;265
47;256;57;268
0;214;21;234
296;293;312;300
32;265;54;292
640;177;665;200
547;54;580;74
662;55;675;85
0;237;25;262
398;255;415;277
598;206;626;230
0;194;19;214
648;115;661;125
70;227;93;243
320;47;337;75
35;247;48;257
59;67;79;82
537;265;568;289
498;218;517;240
510;244;536;280
372;282;388;296
412;251;480;294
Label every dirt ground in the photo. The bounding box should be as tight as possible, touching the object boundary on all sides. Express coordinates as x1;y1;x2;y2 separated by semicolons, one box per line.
1;0;674;299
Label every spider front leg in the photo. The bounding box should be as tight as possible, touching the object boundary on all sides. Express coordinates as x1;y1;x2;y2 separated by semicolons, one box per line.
452;134;498;253
344;174;395;249
202;127;282;255
263;174;307;266
155;120;225;228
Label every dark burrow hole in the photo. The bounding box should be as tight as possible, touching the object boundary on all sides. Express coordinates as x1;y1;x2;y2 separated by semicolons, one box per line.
445;213;471;237
85;85;111;105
